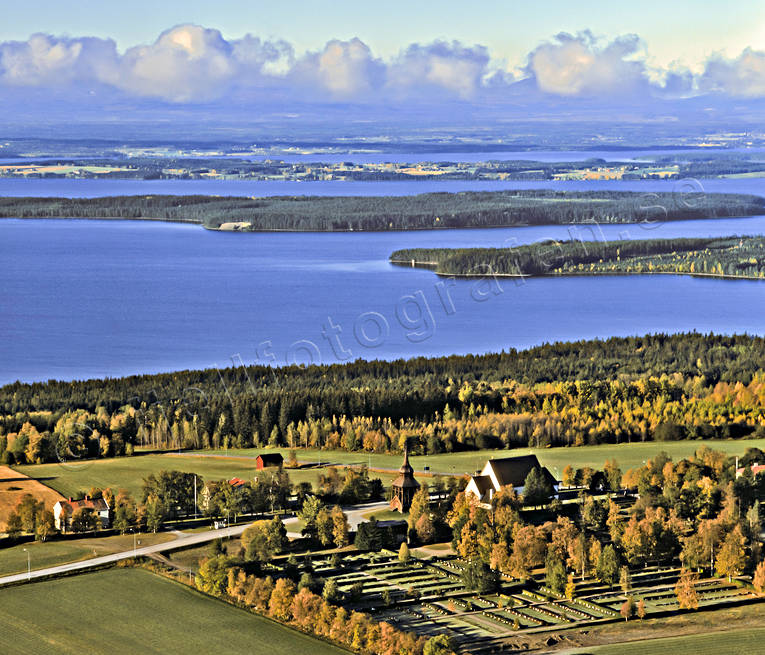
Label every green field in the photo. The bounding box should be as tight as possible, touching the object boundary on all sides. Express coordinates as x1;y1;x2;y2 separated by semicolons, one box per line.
0;568;348;655
0;532;173;576
568;628;765;654
13;452;391;499
15;439;765;501
362;508;409;521
196;439;765;479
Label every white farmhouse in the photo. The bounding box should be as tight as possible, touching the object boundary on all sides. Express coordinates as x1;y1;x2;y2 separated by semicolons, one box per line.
53;496;110;532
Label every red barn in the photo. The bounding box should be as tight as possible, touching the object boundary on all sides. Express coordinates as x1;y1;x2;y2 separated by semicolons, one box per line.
256;453;284;470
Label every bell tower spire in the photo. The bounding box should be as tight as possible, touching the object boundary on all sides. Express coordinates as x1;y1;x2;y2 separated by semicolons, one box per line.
390;440;420;513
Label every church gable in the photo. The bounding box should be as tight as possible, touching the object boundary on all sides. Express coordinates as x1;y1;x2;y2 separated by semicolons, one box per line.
467;454;558;506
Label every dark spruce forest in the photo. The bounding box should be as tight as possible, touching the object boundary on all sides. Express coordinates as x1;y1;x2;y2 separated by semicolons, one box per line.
1;190;763;231
391;236;765;278
2;334;765;465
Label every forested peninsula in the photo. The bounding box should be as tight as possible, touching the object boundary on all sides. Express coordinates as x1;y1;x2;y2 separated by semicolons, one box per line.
1;190;763;231
391;236;765;279
2;333;765;465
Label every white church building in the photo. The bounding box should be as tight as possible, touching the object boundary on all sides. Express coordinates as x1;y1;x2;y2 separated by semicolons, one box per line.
465;454;558;505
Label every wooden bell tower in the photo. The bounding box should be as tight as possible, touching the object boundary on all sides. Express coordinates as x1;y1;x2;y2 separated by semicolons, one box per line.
389;442;420;513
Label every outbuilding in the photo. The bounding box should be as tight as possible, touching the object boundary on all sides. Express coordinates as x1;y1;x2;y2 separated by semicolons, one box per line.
256;453;284;470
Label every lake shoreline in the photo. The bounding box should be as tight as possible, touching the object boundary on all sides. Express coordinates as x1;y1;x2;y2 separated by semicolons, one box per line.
3;213;765;234
391;260;765;281
0;215;202;224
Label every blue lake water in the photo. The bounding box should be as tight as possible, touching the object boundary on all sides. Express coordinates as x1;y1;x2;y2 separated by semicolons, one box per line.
238;148;759;164
1;175;764;199
2;209;765;385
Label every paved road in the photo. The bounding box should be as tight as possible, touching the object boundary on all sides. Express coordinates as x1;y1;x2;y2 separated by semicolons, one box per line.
0;501;390;587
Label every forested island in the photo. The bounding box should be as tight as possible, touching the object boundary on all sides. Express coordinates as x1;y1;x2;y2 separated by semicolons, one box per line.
2;333;765;465
1;190;763;231
391;236;765;279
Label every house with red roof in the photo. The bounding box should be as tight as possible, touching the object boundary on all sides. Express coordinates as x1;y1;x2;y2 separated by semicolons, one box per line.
53;496;110;532
736;463;765;478
200;477;249;514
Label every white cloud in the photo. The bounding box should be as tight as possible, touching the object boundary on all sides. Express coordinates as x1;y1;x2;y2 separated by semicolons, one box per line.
291;38;383;99
387;41;491;99
700;48;765;98
527;31;648;96
0;25;294;103
232;34;293;76
0;34;118;86
118;25;239;102
1;25;765;114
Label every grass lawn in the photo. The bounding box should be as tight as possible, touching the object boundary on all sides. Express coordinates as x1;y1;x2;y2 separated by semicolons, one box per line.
15;454;263;499
164;543;212;571
362;508;408;521
15;439;765;502
0;568;348;655
414;542;454;555
0;532;174;576
568;627;765;654
195;439;765;479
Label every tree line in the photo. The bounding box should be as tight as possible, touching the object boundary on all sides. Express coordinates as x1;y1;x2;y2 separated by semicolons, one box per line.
391;236;765;278
0;190;761;231
2;334;765;465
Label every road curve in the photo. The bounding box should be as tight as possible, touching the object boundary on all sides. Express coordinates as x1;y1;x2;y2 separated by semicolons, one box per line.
0;501;390;587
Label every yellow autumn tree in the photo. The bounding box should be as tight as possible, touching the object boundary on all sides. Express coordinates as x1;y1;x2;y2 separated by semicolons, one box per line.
753;560;765;593
716;525;747;581
675;568;699;610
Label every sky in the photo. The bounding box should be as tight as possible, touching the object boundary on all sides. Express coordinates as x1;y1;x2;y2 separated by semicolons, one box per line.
3;1;764;69
2;1;765;135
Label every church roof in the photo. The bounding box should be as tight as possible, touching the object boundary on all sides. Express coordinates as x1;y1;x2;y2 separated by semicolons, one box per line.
486;455;556;488
391;473;421;488
392;444;420;489
469;475;494;498
399;444;414;473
